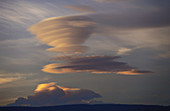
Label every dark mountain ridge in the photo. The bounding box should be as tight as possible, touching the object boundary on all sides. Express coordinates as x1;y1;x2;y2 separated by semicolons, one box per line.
0;104;170;111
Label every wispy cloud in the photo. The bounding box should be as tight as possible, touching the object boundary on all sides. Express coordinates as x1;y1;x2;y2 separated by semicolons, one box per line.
0;77;21;85
0;0;51;26
0;73;25;85
8;82;101;106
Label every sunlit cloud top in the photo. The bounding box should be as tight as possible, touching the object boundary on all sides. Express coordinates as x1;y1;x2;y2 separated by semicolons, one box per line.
8;82;101;106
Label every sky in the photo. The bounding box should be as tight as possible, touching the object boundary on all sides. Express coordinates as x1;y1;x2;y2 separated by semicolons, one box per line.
0;0;170;106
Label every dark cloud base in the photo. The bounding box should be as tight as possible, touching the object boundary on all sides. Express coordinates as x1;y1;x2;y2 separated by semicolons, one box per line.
8;82;101;106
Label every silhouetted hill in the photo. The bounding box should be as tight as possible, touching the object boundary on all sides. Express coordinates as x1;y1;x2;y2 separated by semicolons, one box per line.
0;104;170;111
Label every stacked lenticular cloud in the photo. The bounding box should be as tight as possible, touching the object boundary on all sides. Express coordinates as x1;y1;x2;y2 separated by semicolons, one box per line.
28;16;96;53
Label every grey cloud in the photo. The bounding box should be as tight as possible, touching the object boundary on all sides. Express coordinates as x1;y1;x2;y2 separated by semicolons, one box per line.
158;51;170;59
65;5;95;13
8;82;101;106
89;0;170;29
28;15;96;53
90;11;170;29
86;0;170;56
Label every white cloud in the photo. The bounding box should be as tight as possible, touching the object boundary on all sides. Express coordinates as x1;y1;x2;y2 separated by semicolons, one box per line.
117;48;132;55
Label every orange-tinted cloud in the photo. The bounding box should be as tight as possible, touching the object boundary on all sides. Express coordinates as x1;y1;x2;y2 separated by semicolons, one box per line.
8;82;101;106
28;15;96;54
117;69;153;75
42;55;152;75
0;73;25;85
0;77;21;85
35;82;80;92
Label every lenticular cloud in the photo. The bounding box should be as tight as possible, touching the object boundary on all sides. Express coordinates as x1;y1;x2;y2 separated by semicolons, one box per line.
42;55;153;75
28;15;96;53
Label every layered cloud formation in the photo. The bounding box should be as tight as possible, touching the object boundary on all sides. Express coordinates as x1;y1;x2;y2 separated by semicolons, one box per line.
28;16;96;53
8;82;101;106
42;55;152;75
27;6;156;75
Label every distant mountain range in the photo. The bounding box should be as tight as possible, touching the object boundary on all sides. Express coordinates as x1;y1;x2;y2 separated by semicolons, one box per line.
0;104;170;111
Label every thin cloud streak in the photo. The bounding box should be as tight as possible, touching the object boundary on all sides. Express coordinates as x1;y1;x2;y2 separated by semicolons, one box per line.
0;73;26;85
65;5;95;13
0;77;21;85
117;69;153;75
